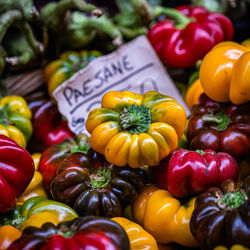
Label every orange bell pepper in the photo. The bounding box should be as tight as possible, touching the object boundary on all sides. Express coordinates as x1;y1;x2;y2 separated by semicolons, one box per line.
199;41;250;104
132;185;197;247
0;225;21;250
112;217;158;250
185;79;204;109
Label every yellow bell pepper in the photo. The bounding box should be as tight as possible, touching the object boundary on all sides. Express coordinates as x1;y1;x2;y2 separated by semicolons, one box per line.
17;153;47;205
44;50;102;97
86;91;186;168
214;245;250;250
132;185;197;247
0;96;32;148
0;225;21;250
112;217;158;250
185;79;204;109
199;41;250;104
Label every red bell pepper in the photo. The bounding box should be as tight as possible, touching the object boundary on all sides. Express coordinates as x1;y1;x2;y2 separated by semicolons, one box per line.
153;148;238;198
8;216;130;250
148;5;234;68
0;135;34;212
29;100;74;151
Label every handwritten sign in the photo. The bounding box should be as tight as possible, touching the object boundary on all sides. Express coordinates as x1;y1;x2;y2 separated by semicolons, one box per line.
53;35;189;134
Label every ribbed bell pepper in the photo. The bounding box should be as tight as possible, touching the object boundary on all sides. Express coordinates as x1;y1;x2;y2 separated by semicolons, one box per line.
8;216;130;250
148;5;234;68
200;41;250;104
132;185;197;247
29;99;74;151
190;177;250;249
187;93;250;158
0;135;34;212
0;96;32;148
0;196;78;231
44;50;102;97
86;91;186;168
112;217;158;250
38;134;90;191
154;149;239;198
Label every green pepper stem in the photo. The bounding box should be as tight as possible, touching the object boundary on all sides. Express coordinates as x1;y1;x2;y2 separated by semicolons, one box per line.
153;6;192;29
119;105;151;134
220;190;247;209
202;112;230;131
90;168;111;189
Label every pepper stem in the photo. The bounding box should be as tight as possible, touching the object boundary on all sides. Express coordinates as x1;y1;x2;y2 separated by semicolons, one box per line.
220;190;247;209
90;168;111;189
119;105;151;134
153;6;192;29
202;112;230;131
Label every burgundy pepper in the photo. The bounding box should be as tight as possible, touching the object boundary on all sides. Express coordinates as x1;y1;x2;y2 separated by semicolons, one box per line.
148;5;234;68
153;148;238;198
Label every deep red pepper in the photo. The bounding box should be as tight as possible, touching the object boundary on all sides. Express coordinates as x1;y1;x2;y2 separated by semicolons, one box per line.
8;216;130;250
154;148;239;198
0;135;34;212
29;100;74;151
187;93;250;159
148;5;234;68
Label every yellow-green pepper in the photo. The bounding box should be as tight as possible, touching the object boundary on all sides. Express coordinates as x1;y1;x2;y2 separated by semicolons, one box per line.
44;50;102;97
86;91;186;168
0;96;32;148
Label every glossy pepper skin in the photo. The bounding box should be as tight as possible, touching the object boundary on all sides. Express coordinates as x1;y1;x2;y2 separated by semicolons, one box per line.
0;135;34;212
0;225;21;250
86;91;186;168
200;41;250;104
0;196;78;231
0;96;32;148
187;93;250;159
148;6;233;68
132;185;197;247
185;79;204;109
112;217;158;250
38;134;90;191
17;153;47;205
190;176;250;249
50;149;145;217
154;149;238;198
8;216;130;250
44;50;102;97
29;99;74;152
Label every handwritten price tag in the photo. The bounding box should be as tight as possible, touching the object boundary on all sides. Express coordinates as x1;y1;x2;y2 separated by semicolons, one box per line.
53;35;189;134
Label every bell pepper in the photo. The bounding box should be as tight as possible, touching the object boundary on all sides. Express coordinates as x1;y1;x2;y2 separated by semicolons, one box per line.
185;79;204;109
0;135;34;212
8;216;130;250
0;96;32;148
0;225;21;250
132;185;198;247
200;41;250;104
0;196;78;231
190;176;250;249
148;6;234;68
86;90;186;168
214;245;250;250
17;152;47;205
154;149;239;198
50;149;145;217
38;133;90;191
44;50;102;97
29;99;74;152
112;217;158;250
187;93;250;158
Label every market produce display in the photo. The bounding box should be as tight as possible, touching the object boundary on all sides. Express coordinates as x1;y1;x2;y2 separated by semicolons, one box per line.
0;0;250;249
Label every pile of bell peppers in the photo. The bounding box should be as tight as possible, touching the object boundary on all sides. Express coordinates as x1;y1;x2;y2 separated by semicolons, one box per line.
1;2;250;249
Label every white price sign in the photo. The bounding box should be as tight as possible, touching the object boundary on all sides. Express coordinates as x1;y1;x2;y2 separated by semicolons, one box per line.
53;35;189;134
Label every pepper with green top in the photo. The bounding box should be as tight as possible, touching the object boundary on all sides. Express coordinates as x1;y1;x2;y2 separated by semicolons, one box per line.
190;176;250;249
